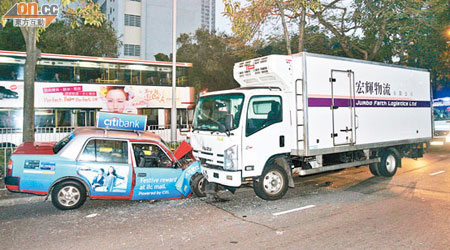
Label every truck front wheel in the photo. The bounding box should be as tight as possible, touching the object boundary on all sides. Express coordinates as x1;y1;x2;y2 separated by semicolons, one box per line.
190;173;206;197
254;164;288;200
378;149;400;177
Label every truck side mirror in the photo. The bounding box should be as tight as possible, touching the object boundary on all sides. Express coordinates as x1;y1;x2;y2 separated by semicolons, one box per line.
225;114;234;131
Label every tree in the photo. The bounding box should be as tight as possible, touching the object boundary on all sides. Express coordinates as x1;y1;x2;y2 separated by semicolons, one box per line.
312;0;449;89
391;0;450;90
0;21;25;51
38;20;120;57
255;25;346;56
0;19;120;57
177;29;256;93
223;0;320;54
0;0;104;142
311;0;391;61
154;53;170;62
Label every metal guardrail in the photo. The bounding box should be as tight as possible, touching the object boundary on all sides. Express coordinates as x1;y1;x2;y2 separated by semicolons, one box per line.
0;125;190;189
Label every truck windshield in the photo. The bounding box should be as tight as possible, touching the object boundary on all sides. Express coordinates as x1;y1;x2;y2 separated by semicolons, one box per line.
193;94;244;132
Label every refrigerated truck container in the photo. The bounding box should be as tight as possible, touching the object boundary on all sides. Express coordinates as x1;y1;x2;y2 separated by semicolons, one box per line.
189;52;432;200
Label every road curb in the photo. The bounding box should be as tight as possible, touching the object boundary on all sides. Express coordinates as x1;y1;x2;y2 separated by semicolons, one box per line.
0;188;37;200
0;195;45;207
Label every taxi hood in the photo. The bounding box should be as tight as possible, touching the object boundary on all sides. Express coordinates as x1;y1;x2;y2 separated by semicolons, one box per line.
173;140;195;160
13;142;56;155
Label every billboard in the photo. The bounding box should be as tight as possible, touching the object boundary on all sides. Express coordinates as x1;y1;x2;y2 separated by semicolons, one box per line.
0;82;195;112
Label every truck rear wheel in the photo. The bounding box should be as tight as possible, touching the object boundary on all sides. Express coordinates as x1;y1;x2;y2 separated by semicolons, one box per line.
254;164;288;200
51;181;87;210
369;163;380;176
378;149;400;177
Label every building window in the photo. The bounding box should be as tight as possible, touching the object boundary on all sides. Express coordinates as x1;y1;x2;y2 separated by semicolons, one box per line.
125;14;141;27
124;44;141;57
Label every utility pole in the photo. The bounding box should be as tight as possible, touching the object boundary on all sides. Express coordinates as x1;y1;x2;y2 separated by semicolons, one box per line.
171;0;177;143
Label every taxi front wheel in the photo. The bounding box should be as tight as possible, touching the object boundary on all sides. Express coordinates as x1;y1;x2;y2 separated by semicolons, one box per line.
51;181;87;210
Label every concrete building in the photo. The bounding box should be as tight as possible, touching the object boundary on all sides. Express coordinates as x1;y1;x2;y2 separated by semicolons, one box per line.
95;0;216;60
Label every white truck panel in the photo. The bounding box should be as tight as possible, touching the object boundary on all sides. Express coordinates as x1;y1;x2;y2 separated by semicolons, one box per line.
234;55;294;92
300;54;431;155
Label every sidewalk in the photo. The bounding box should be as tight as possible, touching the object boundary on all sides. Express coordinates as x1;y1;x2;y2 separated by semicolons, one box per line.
0;188;45;206
0;188;31;199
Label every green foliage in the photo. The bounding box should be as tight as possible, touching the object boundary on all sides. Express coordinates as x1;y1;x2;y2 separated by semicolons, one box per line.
154;53;170;62
38;20;120;57
0;149;13;180
223;0;320;53
255;25;346;56
391;0;450;89
0;21;25;51
62;0;105;28
0;9;119;57
1;0;105;32
0;0;106;143
176;29;256;93
228;0;449;89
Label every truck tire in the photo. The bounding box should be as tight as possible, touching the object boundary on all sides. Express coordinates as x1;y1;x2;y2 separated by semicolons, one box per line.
190;173;206;197
51;181;87;210
378;149;400;177
254;164;288;200
369;163;380;176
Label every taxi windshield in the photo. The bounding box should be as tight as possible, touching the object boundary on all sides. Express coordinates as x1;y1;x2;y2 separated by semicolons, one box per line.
192;94;244;132
53;133;75;153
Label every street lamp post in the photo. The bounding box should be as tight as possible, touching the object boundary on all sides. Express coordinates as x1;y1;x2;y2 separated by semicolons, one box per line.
171;0;177;143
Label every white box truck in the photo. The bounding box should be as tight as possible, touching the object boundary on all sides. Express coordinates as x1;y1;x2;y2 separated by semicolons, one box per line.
189;52;432;200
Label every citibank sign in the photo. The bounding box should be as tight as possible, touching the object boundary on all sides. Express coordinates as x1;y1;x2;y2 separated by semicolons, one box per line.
97;112;147;131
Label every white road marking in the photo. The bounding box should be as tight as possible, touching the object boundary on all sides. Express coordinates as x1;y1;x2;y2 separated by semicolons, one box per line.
429;171;445;176
273;205;316;216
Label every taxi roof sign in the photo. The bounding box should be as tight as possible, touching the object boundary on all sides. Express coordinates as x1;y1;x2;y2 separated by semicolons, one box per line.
96;112;147;132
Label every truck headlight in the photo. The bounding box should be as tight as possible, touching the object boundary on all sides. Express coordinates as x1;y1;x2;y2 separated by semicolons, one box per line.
224;145;238;170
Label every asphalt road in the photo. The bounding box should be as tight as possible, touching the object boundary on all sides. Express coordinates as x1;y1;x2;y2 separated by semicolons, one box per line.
0;147;449;250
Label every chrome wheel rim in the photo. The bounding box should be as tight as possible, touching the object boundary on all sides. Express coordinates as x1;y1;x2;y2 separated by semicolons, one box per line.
57;186;81;207
263;171;284;195
386;155;396;173
198;177;205;194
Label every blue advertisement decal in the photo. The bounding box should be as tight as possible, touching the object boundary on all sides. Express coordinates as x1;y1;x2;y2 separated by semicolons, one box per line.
175;161;201;197
96;112;147;131
24;160;40;169
40;162;55;171
131;161;202;200
78;165;131;194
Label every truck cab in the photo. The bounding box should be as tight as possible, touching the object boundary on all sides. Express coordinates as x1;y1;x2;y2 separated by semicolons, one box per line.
190;56;297;199
431;97;450;146
191;88;292;179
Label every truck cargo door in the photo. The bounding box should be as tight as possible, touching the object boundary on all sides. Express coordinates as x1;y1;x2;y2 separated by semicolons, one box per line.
330;70;355;146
